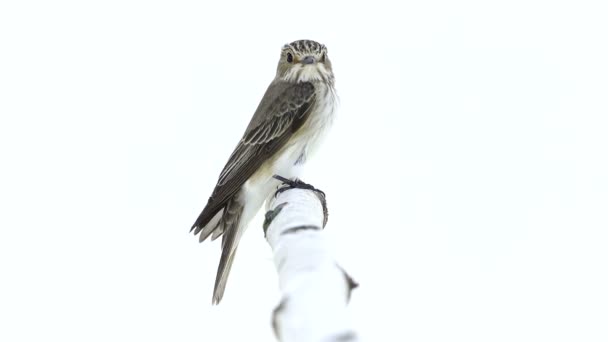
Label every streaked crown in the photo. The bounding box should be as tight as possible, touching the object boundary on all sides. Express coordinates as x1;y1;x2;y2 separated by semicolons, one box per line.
285;40;326;56
276;39;334;84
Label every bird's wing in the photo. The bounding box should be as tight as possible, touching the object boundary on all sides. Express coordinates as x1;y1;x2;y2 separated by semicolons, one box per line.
191;81;316;236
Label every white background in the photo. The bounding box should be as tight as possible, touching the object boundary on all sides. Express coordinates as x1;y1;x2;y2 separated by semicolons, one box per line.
1;0;607;341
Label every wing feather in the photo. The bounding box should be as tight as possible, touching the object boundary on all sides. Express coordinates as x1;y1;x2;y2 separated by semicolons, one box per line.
191;81;316;235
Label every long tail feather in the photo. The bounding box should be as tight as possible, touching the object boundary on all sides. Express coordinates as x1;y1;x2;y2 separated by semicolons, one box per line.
212;199;243;305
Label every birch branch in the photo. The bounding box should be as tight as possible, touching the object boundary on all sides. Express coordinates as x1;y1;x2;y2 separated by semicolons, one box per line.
264;181;359;342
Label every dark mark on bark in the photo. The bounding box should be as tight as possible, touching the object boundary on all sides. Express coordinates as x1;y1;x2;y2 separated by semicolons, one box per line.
337;264;359;302
271;297;289;340
263;202;287;237
281;225;321;235
314;190;329;228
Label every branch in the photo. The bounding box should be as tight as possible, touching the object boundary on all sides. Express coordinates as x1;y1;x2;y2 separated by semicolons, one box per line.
264;180;359;342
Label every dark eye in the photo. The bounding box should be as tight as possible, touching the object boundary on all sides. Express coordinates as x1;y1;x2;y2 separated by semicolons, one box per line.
286;53;293;63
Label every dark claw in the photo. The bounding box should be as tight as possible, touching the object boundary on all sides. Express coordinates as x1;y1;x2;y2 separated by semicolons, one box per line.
272;175;329;227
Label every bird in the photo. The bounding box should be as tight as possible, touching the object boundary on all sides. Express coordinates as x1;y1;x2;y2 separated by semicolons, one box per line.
191;40;337;304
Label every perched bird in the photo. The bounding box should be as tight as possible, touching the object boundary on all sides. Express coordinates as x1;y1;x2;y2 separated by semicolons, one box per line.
191;40;337;304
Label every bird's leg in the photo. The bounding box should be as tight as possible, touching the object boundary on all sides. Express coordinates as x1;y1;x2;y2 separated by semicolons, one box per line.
272;175;328;227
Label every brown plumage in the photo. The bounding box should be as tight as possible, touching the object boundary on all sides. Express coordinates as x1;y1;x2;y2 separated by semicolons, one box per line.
191;40;336;304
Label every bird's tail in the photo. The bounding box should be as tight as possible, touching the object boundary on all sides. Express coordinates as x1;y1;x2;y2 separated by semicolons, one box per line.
194;207;224;242
212;198;244;305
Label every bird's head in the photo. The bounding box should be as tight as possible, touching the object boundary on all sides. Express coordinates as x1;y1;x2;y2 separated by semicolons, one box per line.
276;40;334;84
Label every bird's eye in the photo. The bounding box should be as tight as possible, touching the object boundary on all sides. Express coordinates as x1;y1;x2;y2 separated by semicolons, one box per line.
286;53;293;63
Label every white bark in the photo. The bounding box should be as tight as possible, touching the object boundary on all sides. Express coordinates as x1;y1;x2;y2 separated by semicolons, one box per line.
264;185;359;342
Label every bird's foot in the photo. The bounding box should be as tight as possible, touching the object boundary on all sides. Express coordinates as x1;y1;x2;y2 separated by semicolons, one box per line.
273;175;324;196
272;175;328;227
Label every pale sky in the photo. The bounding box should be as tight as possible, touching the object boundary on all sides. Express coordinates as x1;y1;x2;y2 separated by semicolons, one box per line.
1;0;607;341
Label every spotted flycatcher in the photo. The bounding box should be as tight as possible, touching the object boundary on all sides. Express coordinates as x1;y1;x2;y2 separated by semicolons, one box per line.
191;40;337;304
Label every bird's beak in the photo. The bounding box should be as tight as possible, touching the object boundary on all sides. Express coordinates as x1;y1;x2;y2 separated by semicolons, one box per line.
301;56;316;65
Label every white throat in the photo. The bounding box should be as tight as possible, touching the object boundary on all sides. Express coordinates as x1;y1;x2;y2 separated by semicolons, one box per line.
281;64;333;84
